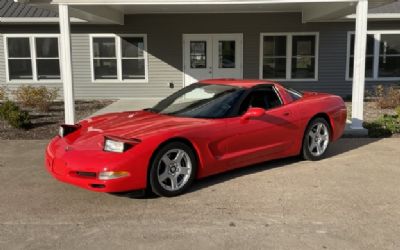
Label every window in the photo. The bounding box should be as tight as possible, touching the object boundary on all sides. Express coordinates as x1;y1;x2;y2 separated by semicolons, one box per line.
90;34;147;82
239;87;283;114
5;35;60;82
347;31;400;80
260;33;318;81
348;34;375;79
379;34;400;78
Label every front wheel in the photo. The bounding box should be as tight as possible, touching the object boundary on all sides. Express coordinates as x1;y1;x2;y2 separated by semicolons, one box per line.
302;118;331;161
149;142;197;197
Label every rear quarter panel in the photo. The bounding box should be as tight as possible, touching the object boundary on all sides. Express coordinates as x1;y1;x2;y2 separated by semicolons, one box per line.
294;93;347;143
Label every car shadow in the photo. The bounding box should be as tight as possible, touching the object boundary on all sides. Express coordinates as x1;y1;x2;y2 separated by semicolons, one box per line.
187;137;382;195
116;138;382;199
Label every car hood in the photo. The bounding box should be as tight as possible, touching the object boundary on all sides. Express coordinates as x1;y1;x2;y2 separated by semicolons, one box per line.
68;110;209;148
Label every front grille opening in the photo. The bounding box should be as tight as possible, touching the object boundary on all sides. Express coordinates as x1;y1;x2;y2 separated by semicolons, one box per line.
76;171;96;178
90;184;105;189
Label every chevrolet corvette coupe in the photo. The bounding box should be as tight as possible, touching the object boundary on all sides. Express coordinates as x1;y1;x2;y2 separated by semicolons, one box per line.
46;79;347;197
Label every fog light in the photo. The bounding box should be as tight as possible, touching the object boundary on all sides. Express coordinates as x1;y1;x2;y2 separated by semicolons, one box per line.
98;171;129;180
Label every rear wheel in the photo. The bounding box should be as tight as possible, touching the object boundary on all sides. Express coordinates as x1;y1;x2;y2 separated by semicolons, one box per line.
302;118;330;161
149;142;197;197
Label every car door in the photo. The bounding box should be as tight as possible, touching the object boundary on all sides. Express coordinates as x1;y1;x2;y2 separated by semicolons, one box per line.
222;86;298;169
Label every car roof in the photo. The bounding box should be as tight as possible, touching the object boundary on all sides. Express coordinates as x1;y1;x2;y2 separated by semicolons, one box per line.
198;78;278;88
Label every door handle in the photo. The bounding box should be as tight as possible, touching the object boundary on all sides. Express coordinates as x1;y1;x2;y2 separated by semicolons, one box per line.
283;112;290;116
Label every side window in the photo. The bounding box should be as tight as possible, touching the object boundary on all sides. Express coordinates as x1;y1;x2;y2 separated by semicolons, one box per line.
239;87;283;114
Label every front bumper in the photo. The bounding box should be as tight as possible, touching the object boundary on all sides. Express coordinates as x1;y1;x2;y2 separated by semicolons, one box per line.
45;138;149;193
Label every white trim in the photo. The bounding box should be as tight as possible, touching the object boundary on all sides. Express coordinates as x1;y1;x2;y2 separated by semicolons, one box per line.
3;33;62;84
345;13;400;20
0;17;87;24
46;0;358;5
89;33;148;83
259;32;319;81
346;30;400;81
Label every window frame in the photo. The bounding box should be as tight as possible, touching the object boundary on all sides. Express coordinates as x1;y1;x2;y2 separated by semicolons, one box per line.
89;34;148;83
3;34;61;83
346;30;400;81
259;32;319;82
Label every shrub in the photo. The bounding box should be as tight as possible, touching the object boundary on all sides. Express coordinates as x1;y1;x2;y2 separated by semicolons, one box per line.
13;85;58;112
372;85;400;109
364;113;400;137
0;100;32;129
0;100;19;120
7;110;31;129
0;86;7;101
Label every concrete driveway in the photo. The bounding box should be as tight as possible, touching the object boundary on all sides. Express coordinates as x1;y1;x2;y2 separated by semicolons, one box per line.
0;138;399;250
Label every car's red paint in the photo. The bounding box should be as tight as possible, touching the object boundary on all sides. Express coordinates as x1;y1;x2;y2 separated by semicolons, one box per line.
45;79;347;193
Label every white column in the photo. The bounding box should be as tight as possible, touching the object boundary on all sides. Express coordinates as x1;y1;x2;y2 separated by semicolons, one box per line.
59;4;76;125
351;0;368;129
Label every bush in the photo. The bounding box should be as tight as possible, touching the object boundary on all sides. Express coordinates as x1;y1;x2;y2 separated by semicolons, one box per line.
364;112;400;137
13;85;58;112
0;100;19;120
0;100;32;129
372;85;400;109
0;86;7;101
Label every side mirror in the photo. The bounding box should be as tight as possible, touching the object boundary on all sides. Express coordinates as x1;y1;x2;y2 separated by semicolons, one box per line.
241;107;266;121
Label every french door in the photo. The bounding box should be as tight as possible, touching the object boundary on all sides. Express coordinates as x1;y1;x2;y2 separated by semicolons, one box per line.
183;34;243;86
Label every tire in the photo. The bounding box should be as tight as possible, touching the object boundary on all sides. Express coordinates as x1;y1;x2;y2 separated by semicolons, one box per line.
301;117;331;161
149;142;197;197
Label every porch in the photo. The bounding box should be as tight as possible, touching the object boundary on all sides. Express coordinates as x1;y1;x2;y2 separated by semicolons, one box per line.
17;0;395;133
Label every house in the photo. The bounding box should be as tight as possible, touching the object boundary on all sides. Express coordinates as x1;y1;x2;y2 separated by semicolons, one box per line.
0;0;399;131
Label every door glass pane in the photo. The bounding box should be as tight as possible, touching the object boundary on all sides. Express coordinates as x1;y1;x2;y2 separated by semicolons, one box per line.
263;36;286;56
291;57;315;79
218;40;235;68
36;38;59;58
93;59;117;80
8;59;32;80
190;41;207;69
92;37;116;58
121;37;144;58
122;59;145;79
263;58;286;79
37;59;61;80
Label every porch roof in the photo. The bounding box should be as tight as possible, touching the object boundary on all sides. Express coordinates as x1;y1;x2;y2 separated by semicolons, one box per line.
17;0;397;24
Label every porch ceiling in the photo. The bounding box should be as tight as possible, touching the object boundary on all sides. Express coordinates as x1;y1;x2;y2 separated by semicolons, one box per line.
18;0;397;24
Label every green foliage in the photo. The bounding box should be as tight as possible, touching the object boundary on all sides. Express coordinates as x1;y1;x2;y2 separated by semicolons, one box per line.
0;100;31;129
0;100;19;120
7;110;31;129
364;112;400;137
13;85;58;112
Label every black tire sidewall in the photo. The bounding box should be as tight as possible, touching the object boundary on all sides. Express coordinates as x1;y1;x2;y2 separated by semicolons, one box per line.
149;142;197;197
302;118;331;161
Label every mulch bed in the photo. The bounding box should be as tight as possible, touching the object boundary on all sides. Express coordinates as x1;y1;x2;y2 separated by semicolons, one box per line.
0;100;113;140
346;101;397;123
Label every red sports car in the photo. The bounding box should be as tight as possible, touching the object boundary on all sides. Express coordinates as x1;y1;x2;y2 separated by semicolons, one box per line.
46;79;347;197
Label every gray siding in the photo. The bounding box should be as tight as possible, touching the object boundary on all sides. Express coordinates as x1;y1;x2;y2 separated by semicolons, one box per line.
1;13;400;99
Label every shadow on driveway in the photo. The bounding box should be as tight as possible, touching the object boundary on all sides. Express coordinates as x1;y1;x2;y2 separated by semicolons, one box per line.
118;138;382;199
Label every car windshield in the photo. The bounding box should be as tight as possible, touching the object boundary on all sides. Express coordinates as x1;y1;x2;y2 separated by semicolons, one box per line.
150;83;245;118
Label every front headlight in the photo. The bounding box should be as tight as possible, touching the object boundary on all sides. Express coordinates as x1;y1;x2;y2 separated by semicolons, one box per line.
103;136;141;153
